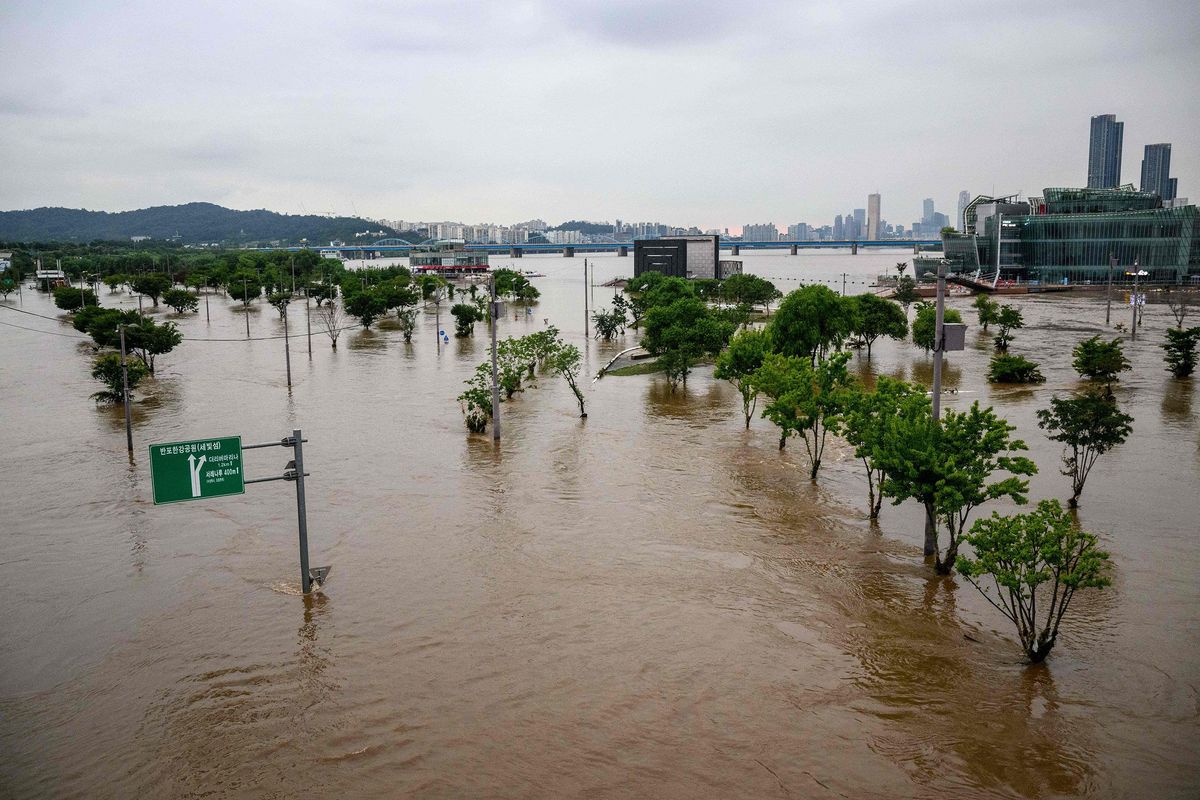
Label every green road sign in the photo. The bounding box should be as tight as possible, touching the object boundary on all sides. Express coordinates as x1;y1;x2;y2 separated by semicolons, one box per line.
149;436;244;505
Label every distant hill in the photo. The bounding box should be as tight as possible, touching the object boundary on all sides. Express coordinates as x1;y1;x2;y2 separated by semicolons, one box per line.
0;202;412;246
550;220;615;235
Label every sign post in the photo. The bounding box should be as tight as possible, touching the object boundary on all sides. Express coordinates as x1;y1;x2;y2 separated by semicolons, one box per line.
149;431;328;593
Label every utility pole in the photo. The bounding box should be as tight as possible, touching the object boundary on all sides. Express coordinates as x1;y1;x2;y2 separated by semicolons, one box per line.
1105;253;1115;326
584;258;589;338
842;272;848;296
926;260;947;558
283;301;292;388
204;279;210;322
119;324;133;453
305;290;312;358
243;277;250;339
489;272;502;441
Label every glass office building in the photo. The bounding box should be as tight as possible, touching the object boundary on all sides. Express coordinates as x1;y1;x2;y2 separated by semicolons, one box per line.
947;187;1200;284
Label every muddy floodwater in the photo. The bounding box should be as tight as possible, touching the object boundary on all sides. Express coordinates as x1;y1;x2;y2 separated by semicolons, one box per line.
1;251;1197;798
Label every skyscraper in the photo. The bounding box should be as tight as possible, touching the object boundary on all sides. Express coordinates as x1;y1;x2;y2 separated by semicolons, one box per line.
1087;114;1124;188
866;194;881;241
957;190;971;231
833;215;844;239
922;198;935;224
1140;143;1176;200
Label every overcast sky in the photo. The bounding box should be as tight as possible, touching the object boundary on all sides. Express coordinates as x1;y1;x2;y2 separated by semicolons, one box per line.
1;0;1197;232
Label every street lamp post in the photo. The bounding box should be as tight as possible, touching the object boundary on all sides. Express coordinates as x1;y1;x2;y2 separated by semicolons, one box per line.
1105;253;1115;326
1130;262;1147;340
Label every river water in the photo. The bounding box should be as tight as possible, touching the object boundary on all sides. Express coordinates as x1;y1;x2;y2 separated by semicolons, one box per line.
1;251;1197;798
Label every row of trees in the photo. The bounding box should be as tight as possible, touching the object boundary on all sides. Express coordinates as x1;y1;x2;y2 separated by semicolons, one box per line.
457;327;584;432
609;275;1131;664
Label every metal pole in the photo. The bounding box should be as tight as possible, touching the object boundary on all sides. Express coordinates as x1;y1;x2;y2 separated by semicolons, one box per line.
243;277;250;338
204;280;210;322
305;292;312;358
119;325;133;452
138;293;143;319
842;272;847;296
1131;266;1140;340
584;258;589;338
283;304;292;388
1105;254;1115;325
292;428;312;593
926;260;946;558
490;272;502;441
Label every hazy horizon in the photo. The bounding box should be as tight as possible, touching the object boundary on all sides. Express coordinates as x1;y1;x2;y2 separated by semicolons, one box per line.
2;0;1197;234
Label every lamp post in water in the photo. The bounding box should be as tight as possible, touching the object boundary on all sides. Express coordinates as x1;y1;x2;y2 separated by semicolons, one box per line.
489;272;502;441
1105;253;1116;326
119;324;133;453
1130;261;1147;340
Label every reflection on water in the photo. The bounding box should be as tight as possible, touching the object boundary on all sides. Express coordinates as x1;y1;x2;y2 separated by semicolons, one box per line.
1;252;1197;798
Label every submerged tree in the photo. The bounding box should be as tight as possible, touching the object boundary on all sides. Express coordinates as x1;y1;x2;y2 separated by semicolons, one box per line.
267;291;292;319
545;341;587;418
972;295;999;331
592;307;626;340
1162;327;1200;378
768;284;854;364
642;297;734;390
1072;336;1130;385
451;303;483;337
987;353;1046;384
839;376;928;520
131;273;172;306
714;328;769;430
958;500;1111;663
396;307;419;343
992;305;1024;352
90;352;149;404
877;402;1036;574
849;292;908;359
315;301;345;349
752;351;852;479
162;288;199;314
1036;392;1133;508
893;276;919;316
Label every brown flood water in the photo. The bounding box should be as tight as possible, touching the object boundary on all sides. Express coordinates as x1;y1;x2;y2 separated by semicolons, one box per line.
1;251;1197;799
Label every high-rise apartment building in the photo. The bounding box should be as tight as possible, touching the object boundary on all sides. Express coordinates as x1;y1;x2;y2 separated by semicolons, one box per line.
786;223;810;241
1140;143;1176;201
1087;114;1124;188
833;215;844;240
922;198;935;224
957;190;971;231
741;223;779;241
866;194;881;240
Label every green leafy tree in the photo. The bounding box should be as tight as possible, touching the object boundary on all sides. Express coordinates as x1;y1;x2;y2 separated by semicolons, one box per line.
876;402;1037;574
721;273;781;314
0;273;16;299
267;291;292;318
226;273;262;303
752;351;852;478
641;297;734;390
457;367;493;433
988;353;1045;384
893;276;919;314
451;302;483;337
162;288;199;314
396;308;418;342
130;273;172;306
102;273;127;293
911;302;964;354
714;328;770;430
344;289;388;329
90;352;149;404
992;305;1024;351
592;307;626;340
839;377;928;519
1162;327;1200;378
958;501;1111;663
1036;392;1133;508
1072;336;1130;385
972;295;1000;330
124;317;183;374
850;293;908;358
545;341;587;417
768;285;854;364
52;285;98;312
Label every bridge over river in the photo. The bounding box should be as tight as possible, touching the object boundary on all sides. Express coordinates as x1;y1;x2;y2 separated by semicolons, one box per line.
259;239;942;258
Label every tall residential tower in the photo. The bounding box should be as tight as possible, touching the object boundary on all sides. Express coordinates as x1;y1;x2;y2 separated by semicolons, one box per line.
1087;114;1124;188
1140;143;1176;201
866;194;881;240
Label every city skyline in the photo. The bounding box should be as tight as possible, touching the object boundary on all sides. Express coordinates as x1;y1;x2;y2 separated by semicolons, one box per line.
1;1;1197;230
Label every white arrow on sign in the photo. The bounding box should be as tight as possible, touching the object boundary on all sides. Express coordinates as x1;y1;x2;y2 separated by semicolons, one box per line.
188;454;207;497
